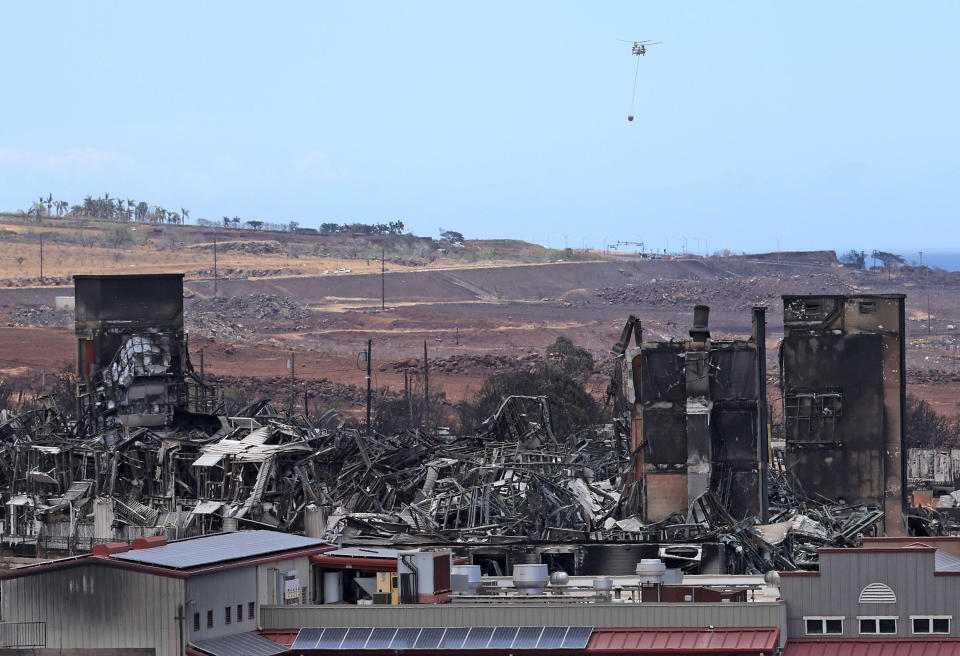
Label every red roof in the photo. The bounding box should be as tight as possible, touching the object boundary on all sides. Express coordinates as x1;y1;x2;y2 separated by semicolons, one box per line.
786;639;960;656
588;627;779;654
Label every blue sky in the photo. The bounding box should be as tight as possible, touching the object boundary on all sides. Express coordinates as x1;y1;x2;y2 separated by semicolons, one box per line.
1;2;957;254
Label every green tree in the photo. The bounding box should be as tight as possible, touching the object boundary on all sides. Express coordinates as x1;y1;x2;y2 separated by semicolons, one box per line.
466;368;600;437
245;220;263;230
546;336;595;380
440;229;465;245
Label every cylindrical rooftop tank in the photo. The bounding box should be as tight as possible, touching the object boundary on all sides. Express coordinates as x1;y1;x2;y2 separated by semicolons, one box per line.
304;504;326;539
636;558;667;585
593;576;613;602
452;565;483;595
513;563;549;595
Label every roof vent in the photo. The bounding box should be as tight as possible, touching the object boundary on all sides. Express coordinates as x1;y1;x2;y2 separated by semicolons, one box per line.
859;582;896;604
132;536;168;550
92;542;130;557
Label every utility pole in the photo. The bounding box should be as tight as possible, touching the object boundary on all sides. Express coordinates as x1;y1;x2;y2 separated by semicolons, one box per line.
213;234;218;298
381;247;385;310
405;370;412;424
39;236;43;280
455;325;460;346
199;348;205;410
423;340;429;429
365;339;372;433
288;352;295;414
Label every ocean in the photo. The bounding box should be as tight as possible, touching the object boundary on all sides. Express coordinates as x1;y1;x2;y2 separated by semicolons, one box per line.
897;251;960;272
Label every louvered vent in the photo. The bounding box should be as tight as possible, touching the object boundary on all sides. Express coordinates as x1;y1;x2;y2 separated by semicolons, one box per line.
859;582;896;603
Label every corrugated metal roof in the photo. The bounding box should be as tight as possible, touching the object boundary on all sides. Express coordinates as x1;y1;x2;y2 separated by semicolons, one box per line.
785;639;960;656
192;631;288;656
191;500;224;516
111;530;325;569
324;547;402;559
587;628;779;654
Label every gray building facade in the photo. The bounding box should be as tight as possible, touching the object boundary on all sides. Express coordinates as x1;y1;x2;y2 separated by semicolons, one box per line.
0;530;329;655
780;546;960;639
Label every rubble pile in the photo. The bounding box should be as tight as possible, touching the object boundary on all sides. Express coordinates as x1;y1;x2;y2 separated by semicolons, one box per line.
188;240;286;255
593;273;855;311
2;304;72;329
184;294;312;340
0;275;72;288
187;294;311;322
0;395;634;553
0;390;890;573
381;353;542;376
194;267;295;279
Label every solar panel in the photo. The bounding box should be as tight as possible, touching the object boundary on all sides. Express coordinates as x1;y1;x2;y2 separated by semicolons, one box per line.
463;626;495;649
291;628;324;650
414;627;445;650
561;626;593;649
438;626;470;649
512;626;544;649
287;626;587;651
341;628;372;649
537;626;568;649
111;530;324;569
366;628;397;650
488;626;519;649
390;628;422;650
192;631;288;656
317;627;349;649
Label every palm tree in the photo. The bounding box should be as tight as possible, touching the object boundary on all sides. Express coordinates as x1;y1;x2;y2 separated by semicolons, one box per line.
82;195;94;217
232;216;241;226
136;201;149;222
223;216;231;227
181;208;190;224
44;193;53;216
55;200;68;216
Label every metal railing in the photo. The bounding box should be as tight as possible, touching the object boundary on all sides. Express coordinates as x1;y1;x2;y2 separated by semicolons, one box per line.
0;621;46;647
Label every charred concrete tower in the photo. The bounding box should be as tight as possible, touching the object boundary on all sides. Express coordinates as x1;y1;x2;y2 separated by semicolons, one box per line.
780;294;906;536
626;306;769;523
75;274;188;431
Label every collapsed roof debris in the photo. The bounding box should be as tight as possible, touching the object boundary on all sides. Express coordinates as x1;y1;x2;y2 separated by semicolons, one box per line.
0;275;900;575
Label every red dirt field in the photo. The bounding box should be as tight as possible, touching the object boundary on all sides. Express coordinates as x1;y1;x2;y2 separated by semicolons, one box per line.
3;252;960;418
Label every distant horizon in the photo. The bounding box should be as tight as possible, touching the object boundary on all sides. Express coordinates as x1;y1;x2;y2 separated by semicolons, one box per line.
5;203;958;272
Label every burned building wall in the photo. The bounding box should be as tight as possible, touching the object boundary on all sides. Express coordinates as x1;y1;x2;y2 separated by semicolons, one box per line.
627;306;768;524
75;274;188;430
780;294;906;536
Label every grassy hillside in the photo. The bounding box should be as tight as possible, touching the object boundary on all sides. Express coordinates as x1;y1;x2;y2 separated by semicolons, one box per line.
0;213;597;284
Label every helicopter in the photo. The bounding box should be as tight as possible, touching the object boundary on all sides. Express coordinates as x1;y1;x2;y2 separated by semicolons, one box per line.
619;39;662;56
620;39;661;121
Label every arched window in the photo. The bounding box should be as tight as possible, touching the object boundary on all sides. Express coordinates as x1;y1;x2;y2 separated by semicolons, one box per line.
859;583;896;604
